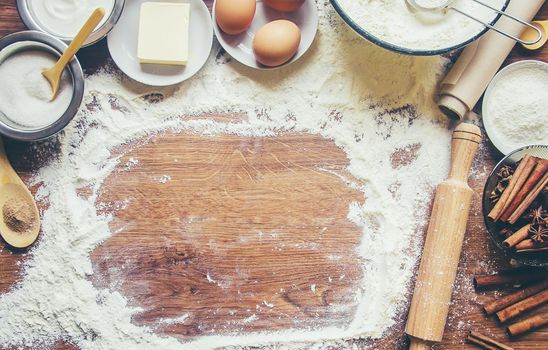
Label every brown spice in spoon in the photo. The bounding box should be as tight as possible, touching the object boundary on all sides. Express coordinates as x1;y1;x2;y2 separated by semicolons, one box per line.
2;199;36;234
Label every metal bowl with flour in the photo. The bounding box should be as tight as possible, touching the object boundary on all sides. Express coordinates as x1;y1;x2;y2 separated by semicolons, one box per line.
330;0;509;55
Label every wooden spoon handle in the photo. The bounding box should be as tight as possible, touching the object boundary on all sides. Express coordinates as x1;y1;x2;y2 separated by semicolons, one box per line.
54;8;106;69
0;136;14;186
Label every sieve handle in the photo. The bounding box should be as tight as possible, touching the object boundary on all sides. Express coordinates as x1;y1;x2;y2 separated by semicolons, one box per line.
451;0;542;46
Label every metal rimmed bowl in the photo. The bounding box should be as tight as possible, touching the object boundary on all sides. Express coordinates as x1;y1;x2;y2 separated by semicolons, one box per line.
0;31;84;141
16;0;125;47
330;0;509;56
482;145;548;267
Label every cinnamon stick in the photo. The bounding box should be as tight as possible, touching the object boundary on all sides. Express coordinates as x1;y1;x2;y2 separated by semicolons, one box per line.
474;269;548;289
514;239;548;251
483;279;548;315
502;224;531;248
501;159;548;222
488;155;535;221
496;288;548;323
466;331;514;350
507;313;548;337
508;171;548;224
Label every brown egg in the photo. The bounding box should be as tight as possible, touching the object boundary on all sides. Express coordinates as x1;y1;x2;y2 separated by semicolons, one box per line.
215;0;256;35
264;0;305;12
253;20;301;67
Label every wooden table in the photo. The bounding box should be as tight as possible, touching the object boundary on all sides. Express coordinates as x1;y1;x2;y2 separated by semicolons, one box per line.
1;1;547;349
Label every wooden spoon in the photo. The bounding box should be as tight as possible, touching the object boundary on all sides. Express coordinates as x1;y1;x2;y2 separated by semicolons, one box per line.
0;138;40;248
42;8;105;100
521;20;548;51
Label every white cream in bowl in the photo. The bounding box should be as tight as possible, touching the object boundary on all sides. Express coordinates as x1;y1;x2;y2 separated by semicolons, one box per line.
27;0;115;38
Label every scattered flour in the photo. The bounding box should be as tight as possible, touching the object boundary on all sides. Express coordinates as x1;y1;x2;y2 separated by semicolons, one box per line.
0;3;454;350
483;62;548;152
157;314;190;326
336;0;506;50
158;175;172;184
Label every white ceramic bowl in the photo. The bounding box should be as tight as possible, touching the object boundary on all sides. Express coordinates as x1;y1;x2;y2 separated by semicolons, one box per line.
16;0;125;47
107;0;213;86
212;0;318;70
482;60;548;155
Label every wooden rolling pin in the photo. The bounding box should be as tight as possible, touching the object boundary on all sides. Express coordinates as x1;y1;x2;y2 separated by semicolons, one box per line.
405;123;481;350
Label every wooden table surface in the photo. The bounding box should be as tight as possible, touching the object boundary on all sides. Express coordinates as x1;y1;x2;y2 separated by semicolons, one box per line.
0;1;547;349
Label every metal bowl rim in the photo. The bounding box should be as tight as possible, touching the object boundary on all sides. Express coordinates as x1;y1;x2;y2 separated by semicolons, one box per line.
482;144;548;267
329;0;510;56
481;60;548;155
0;30;84;142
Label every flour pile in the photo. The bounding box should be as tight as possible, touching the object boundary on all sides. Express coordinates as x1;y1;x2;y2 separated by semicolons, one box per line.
336;0;506;50
0;4;454;349
483;62;548;152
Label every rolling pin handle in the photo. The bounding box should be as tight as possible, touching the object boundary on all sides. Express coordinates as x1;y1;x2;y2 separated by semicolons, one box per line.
448;123;481;182
409;337;433;350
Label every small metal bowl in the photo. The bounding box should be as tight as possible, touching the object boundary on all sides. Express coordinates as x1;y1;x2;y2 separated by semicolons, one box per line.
16;0;125;47
482;145;548;267
0;31;84;141
330;0;509;56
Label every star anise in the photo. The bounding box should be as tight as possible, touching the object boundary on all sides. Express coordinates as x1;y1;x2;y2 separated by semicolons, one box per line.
489;165;515;204
526;206;547;225
529;224;548;243
496;165;514;181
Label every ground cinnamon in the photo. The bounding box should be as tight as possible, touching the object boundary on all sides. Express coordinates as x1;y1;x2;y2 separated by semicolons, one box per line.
483;279;548;315
496;288;548;323
2;199;35;233
507;314;548;337
500;159;548;222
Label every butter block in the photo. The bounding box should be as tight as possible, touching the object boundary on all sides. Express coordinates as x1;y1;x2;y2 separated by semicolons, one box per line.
138;2;190;65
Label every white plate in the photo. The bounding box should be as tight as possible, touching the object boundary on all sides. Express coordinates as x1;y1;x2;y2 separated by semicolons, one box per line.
482;60;548;155
212;0;318;70
107;0;213;86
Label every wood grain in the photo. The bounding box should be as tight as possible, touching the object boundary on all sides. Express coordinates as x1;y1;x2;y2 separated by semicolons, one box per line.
406;124;481;347
0;0;547;349
91;133;364;338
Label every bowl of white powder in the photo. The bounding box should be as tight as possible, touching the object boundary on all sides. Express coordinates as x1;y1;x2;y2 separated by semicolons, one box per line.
0;31;84;141
330;0;509;55
17;0;125;47
482;60;548;155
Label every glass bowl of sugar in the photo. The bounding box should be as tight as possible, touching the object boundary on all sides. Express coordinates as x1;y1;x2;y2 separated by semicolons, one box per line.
0;31;84;141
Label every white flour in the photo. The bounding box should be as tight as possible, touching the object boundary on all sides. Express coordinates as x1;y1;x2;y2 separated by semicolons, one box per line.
0;4;454;350
336;0;507;50
0;50;73;129
484;63;548;151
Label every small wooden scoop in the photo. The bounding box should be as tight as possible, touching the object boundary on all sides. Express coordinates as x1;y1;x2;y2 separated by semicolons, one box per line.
0;138;40;248
42;8;105;100
521;20;548;50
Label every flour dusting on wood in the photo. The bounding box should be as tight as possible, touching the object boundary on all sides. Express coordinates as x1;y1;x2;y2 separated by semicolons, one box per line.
0;4;453;349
